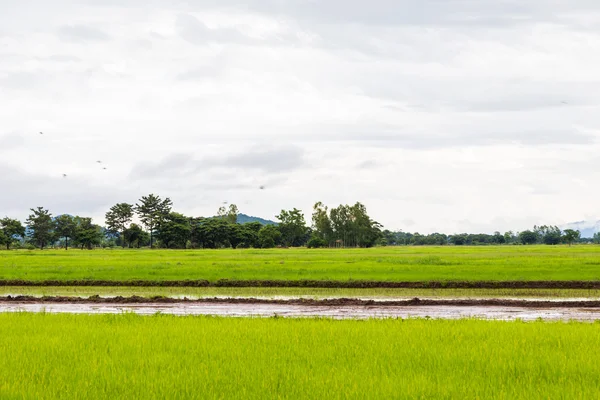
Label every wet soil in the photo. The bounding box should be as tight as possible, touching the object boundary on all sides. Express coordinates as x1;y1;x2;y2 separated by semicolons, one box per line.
3;295;600;308
1;301;600;321
3;279;600;289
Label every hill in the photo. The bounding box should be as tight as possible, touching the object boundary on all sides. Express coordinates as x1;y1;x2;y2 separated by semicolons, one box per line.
237;213;278;226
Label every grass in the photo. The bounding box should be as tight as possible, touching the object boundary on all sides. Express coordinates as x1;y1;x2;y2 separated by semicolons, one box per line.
3;286;600;299
0;313;599;399
2;246;600;283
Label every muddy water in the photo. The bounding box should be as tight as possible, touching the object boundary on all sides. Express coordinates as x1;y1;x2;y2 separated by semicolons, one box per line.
2;302;600;321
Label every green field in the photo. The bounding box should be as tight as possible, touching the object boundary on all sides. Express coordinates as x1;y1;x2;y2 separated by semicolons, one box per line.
3;286;600;299
0;313;598;399
1;246;600;283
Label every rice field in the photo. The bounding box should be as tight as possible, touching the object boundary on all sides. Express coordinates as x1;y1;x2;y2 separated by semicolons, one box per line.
0;313;599;399
1;245;600;283
3;285;600;299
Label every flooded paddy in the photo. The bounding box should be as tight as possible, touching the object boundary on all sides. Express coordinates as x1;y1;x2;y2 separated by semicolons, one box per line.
2;301;600;321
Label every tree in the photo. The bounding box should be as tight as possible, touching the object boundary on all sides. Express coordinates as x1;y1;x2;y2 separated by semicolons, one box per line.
73;217;103;250
258;225;281;248
217;204;239;224
135;194;173;248
276;208;306;247
593;232;600;244
124;223;149;248
105;203;134;248
54;215;77;250
312;202;333;246
562;229;581;246
156;212;191;249
0;218;25;250
26;207;54;249
519;230;538;245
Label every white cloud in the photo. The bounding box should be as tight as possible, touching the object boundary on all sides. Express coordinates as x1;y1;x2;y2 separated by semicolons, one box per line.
1;0;600;233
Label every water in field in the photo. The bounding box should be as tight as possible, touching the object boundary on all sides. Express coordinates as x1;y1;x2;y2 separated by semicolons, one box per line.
2;302;600;321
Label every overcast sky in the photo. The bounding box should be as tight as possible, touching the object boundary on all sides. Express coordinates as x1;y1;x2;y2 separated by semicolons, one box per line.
2;0;600;233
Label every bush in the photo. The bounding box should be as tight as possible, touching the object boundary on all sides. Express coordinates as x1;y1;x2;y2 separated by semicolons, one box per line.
307;236;327;249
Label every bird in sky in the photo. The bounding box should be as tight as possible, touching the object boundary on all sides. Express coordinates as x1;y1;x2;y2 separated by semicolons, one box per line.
97;160;102;164
103;167;107;170
39;132;43;135
259;185;265;190
62;174;67;178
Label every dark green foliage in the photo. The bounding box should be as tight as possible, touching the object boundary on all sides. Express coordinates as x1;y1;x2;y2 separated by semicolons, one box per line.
276;208;307;247
124;224;149;248
258;225;281;248
156;212;191;249
307;236;327;249
105;203;134;248
54;215;77;250
135;194;173;248
562;229;581;246
519;230;538;245
0;218;25;250
26;207;55;249
73;217;103;250
312;202;382;248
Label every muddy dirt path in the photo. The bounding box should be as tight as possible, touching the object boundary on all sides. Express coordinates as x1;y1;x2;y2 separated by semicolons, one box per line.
2;301;600;321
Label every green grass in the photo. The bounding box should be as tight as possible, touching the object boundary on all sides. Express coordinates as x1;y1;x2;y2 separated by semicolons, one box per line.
0;314;599;399
2;246;600;283
3;286;600;299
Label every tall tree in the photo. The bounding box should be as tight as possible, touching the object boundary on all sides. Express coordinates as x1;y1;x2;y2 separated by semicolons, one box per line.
105;203;134;248
312;202;333;246
562;229;581;246
276;208;306;247
0;218;25;250
217;204;239;224
54;215;77;250
26;207;54;249
73;217;103;250
134;194;173;248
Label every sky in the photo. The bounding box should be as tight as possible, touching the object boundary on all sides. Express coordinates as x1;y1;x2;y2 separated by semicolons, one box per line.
2;0;600;234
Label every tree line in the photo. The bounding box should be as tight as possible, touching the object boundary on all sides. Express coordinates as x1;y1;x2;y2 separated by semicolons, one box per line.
0;195;592;250
0;194;384;250
381;225;586;246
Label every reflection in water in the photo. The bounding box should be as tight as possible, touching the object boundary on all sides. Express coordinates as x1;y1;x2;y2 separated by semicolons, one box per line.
1;302;600;321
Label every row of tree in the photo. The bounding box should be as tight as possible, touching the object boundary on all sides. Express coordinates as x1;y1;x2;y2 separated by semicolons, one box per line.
380;225;585;246
0;195;383;250
1;195;591;249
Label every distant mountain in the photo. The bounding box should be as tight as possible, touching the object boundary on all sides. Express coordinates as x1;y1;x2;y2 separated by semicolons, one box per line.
560;220;600;238
237;213;278;226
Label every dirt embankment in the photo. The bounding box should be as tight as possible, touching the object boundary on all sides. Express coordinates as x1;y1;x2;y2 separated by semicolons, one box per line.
2;279;600;289
3;295;600;308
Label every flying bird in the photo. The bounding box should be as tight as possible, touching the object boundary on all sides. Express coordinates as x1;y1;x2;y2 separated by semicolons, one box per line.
259;185;265;190
62;174;67;178
102;167;107;170
39;132;43;135
97;161;102;164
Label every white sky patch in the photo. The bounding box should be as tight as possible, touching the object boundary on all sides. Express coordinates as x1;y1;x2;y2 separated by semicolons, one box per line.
1;0;600;233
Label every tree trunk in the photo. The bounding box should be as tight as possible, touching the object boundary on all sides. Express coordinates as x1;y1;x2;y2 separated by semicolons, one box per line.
65;237;69;251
